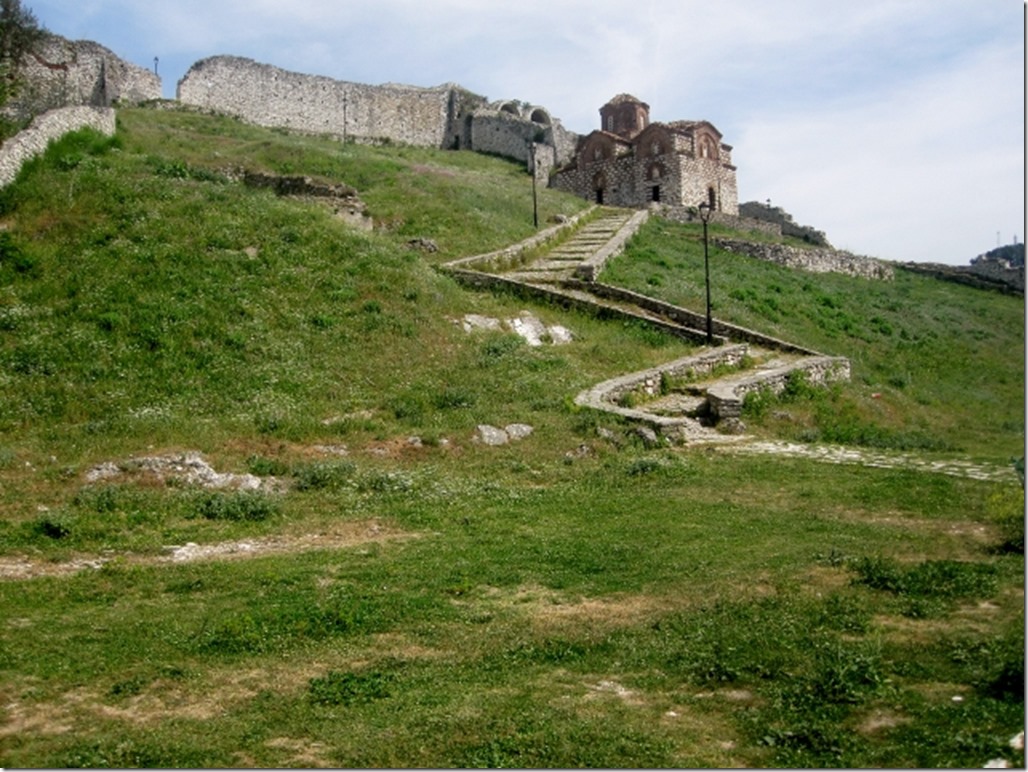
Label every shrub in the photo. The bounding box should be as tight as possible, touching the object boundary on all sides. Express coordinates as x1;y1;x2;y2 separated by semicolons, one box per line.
31;513;72;540
292;460;357;491
195;492;278;522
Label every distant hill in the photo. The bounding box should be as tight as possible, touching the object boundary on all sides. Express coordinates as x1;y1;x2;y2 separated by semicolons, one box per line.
973;242;1024;268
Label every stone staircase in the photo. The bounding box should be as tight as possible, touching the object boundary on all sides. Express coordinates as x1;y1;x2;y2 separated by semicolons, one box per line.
440;206;850;442
505;208;636;285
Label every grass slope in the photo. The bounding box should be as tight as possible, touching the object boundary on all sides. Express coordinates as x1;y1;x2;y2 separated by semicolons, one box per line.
0;106;1022;769
604;218;1025;458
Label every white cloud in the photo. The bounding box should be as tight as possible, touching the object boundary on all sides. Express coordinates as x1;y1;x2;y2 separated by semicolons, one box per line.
27;0;1025;264
736;39;1024;263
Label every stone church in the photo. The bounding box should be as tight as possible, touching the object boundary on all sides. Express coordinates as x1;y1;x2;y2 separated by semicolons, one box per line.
550;94;738;215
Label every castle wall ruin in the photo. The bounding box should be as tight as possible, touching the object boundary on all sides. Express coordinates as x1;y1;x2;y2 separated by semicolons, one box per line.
2;36;160;122
0;106;116;187
176;56;577;172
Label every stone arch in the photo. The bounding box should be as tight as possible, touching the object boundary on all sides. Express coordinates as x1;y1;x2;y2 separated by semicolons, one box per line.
698;134;720;160
529;107;551;125
498;101;520;116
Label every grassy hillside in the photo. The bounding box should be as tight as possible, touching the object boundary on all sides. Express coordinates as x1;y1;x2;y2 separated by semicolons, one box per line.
604;219;1025;459
0;106;1022;769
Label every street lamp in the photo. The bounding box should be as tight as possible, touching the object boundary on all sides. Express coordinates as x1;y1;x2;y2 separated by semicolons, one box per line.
529;142;539;228
697;200;713;344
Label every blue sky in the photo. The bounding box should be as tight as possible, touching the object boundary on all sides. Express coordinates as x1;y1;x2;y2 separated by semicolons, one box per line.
28;0;1025;265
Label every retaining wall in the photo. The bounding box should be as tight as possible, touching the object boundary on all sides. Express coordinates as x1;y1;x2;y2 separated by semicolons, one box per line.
715;237;894;280
574;209;650;281
707;356;851;419
574;345;751;426
0;106;116;187
565;280;820;355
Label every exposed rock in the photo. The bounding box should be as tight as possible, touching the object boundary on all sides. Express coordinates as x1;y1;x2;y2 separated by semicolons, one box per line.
508;312;549;346
473;425;509;446
504;423;534;440
564;443;594;460
717;417;747;435
454;311;573;346
460;314;503;332
632;426;662;448
407;237;439;253
85;452;281;491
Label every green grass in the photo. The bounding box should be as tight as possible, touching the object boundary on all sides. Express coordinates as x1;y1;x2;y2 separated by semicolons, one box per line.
0;105;1022;768
604;218;1025;458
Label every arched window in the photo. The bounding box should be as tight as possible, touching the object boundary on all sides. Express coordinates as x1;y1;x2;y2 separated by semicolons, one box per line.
707;186;717;210
651;141;661;156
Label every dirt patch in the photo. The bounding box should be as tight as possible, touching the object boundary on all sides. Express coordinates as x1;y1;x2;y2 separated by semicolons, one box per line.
530;594;670;635
0;519;419;580
265;736;335;768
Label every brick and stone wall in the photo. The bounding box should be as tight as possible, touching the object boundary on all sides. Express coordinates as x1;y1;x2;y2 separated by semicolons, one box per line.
2;35;160;122
0;106;116;187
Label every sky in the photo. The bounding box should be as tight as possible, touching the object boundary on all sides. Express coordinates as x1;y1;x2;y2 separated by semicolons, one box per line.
27;0;1025;265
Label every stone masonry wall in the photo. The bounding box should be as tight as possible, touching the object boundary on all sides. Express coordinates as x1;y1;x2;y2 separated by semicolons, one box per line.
178;56;460;147
177;55;577;171
715;238;894;280
2;36;160;122
0;106;116;187
469;110;577;170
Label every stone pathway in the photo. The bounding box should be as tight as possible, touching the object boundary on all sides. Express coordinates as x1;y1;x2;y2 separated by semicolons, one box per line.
719;440;1018;483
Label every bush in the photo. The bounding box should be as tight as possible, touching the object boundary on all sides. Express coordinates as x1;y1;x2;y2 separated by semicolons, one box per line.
195;492;278;522
292;460;357;491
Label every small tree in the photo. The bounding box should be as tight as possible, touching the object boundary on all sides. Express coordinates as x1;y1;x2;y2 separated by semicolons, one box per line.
0;0;45;107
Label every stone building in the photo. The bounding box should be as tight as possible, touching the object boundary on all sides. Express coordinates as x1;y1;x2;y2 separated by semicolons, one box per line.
550;94;738;214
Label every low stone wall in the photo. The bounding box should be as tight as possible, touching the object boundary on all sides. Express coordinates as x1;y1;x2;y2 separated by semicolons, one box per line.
443;208;596;274
706;356;851;419
574;345;751;426
715;238;894;280
900;262;1024;295
574;209;650;281
566;280;820;355
0;105;116;187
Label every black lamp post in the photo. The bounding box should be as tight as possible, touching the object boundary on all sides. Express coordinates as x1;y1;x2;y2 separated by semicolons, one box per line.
698;200;713;344
530;142;539;228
